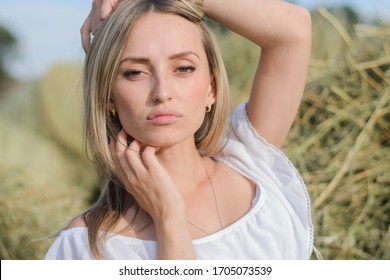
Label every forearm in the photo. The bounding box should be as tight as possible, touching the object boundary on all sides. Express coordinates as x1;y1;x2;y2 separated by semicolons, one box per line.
203;0;311;49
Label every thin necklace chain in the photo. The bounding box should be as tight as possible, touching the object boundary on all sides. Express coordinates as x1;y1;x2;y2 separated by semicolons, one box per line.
187;158;223;235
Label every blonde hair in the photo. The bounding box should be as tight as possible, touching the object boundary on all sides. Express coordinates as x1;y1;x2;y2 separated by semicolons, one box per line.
82;0;230;258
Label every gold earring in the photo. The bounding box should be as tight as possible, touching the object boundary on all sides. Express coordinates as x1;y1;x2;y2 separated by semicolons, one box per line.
110;108;117;117
205;104;212;113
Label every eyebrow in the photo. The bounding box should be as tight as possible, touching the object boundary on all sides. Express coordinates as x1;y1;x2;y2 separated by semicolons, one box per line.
120;51;200;64
169;51;200;60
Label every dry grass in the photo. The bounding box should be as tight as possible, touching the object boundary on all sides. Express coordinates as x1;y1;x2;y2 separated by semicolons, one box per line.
38;65;85;157
0;8;388;259
0;164;90;259
0;68;96;260
215;8;390;260
284;9;390;259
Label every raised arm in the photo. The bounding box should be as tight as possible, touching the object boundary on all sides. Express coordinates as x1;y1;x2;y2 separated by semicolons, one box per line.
204;0;311;147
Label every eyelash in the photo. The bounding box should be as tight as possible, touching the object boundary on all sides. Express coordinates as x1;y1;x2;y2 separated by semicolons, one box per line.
122;65;196;79
177;65;195;73
123;69;142;78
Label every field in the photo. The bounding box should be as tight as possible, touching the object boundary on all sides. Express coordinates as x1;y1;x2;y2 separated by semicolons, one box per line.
0;8;389;259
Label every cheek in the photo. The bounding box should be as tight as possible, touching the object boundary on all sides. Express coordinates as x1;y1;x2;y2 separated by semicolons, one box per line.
111;89;142;131
112;82;144;113
184;89;209;127
183;75;211;104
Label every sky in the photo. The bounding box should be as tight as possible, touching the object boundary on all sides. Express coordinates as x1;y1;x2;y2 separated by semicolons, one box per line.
0;0;389;82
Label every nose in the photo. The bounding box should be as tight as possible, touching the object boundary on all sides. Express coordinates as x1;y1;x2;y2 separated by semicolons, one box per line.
151;73;172;103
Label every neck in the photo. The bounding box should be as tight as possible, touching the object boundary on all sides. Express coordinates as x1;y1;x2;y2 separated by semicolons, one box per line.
154;142;208;194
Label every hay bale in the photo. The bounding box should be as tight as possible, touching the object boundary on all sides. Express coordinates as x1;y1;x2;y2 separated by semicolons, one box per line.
0;75;97;259
215;28;258;105
0;164;90;260
284;10;390;259
38;65;84;157
0;117;80;185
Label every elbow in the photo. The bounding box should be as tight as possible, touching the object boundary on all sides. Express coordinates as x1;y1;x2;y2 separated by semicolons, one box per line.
260;5;312;49
291;7;312;44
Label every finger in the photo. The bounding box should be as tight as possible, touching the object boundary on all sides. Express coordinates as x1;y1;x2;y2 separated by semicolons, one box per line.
108;138;135;199
141;147;172;186
141;146;160;172
80;16;92;52
108;136;122;174
128;139;142;154
90;21;102;36
116;130;132;171
141;146;178;196
101;0;117;19
125;140;147;174
116;129;129;150
110;136;133;186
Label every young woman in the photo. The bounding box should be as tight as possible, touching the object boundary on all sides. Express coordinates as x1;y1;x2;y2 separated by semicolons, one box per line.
46;0;313;259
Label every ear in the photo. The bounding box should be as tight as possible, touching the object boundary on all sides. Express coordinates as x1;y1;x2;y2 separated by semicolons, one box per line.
109;97;116;111
206;76;216;106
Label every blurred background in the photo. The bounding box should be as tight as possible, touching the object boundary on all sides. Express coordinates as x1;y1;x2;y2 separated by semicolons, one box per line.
0;0;389;260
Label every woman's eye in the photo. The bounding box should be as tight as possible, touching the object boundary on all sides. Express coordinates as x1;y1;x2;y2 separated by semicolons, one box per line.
123;69;143;79
176;65;195;73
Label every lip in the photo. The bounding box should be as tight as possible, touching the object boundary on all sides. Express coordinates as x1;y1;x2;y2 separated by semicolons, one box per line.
146;109;182;125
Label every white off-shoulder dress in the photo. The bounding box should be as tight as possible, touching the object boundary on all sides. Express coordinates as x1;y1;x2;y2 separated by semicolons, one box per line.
45;103;314;260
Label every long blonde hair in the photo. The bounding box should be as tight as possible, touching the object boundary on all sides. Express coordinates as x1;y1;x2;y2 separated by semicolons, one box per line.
82;0;230;258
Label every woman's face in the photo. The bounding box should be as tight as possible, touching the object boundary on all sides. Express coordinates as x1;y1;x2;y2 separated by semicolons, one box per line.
112;12;215;148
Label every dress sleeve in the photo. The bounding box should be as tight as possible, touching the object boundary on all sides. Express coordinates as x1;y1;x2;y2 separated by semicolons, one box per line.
45;227;157;260
214;103;314;258
45;228;93;260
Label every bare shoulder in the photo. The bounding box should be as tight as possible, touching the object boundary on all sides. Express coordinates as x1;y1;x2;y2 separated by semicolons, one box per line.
63;210;154;239
212;159;257;225
64;215;86;230
214;160;256;195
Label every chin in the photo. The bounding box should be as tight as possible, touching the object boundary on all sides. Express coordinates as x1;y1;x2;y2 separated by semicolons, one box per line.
136;133;194;149
128;123;201;148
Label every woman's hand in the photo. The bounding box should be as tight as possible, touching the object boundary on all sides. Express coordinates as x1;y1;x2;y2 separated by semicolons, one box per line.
109;130;196;259
109;130;185;222
81;0;118;51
